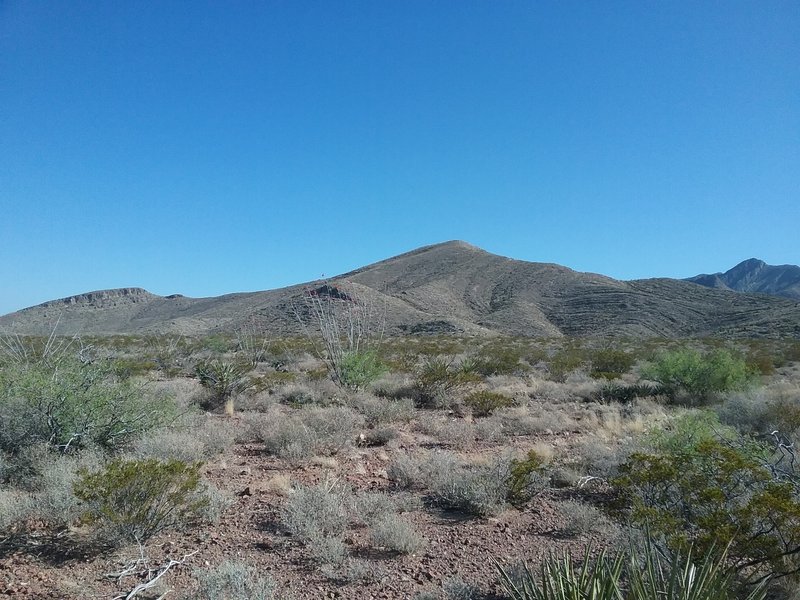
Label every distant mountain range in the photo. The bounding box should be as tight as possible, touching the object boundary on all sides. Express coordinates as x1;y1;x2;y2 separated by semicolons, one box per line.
686;259;800;301
2;242;799;338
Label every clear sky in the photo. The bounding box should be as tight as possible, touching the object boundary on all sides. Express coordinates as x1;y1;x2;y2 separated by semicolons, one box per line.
1;2;798;315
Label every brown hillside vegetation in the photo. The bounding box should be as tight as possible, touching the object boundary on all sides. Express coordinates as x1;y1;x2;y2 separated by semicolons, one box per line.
2;241;799;339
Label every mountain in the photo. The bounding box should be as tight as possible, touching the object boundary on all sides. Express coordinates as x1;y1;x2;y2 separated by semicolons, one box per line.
2;241;800;338
687;259;800;301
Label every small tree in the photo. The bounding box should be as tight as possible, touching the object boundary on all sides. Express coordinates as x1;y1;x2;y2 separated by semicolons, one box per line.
641;348;754;404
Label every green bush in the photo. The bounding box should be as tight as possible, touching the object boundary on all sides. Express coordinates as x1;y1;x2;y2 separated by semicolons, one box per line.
73;458;208;545
587;348;636;380
464;390;514;417
547;346;586;382
415;357;481;408
641;348;755;404
338;350;387;390
0;359;175;454
506;450;548;507
614;412;800;581
475;344;529;376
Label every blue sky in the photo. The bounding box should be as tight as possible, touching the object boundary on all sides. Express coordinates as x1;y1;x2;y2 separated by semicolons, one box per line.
1;1;798;315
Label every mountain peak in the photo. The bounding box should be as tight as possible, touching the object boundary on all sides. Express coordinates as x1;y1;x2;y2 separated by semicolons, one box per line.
729;258;767;272
687;259;800;301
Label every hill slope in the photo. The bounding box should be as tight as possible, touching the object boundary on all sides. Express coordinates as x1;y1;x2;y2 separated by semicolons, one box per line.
2;242;800;338
687;259;800;301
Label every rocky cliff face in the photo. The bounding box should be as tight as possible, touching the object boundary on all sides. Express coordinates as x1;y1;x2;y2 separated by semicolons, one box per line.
37;288;157;309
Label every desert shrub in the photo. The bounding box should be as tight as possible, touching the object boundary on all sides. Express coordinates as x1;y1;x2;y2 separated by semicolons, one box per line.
259;418;317;463
281;478;350;541
474;417;504;442
0;489;33;534
147;334;190;377
593;382;664;404
587;348;636;380
195;559;277;600
278;383;322;406
0;359;176;455
73;458;209;545
423;452;510;516
199;481;233;524
415;356;481;408
464;390;515;417
350;491;398;526
494;406;577;436
614;412;800;581
32;449;104;528
195;359;254;414
281;478;351;570
557;500;614;537
350;393;415;426
784;341;800;364
475;344;529;376
425;418;476;450
250;370;297;394
575;436;636;479
111;357;158;378
133;430;208;463
641;348;755;404
387;452;423;488
133;416;236;462
199;334;232;354
300;406;363;456
548;346;586;382
307;531;349;568
506;450;549;507
746;346;779;375
338;350;387;390
259;406;362;461
369;513;425;554
359;426;397;447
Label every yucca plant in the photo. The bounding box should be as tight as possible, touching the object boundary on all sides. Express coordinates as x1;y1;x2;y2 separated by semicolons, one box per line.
195;359;254;415
497;542;769;600
627;539;768;600
497;548;625;600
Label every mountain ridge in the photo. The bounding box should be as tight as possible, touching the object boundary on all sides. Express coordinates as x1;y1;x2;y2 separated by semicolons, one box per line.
687;258;800;301
2;242;799;338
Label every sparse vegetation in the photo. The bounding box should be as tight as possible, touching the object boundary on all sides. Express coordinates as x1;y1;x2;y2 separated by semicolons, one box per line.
1;331;798;597
195;560;277;600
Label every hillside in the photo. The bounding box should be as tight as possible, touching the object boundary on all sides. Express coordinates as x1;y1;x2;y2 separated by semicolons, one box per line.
687;258;800;301
2;241;800;338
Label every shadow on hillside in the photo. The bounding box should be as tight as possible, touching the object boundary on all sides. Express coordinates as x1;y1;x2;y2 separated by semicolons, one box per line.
0;530;108;566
